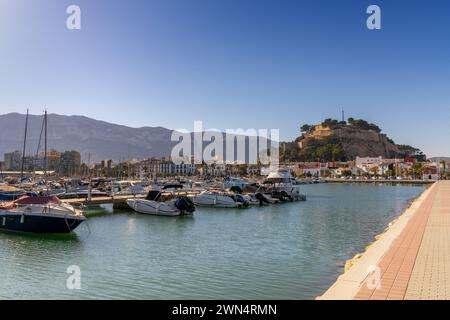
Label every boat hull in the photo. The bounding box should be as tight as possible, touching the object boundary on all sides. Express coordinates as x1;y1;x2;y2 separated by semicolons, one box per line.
0;213;85;233
126;199;189;216
193;194;242;208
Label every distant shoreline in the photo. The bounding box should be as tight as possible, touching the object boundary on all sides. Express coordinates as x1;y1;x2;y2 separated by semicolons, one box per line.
322;178;434;185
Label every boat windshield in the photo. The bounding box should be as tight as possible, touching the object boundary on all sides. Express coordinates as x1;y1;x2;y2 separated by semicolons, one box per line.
265;178;293;184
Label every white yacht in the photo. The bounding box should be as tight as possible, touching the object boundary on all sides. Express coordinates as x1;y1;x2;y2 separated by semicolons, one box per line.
263;168;306;201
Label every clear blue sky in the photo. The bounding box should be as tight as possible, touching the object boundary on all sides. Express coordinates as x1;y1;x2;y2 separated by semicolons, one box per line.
1;0;449;157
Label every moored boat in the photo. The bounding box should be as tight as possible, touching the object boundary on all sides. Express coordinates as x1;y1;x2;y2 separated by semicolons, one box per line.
126;185;195;216
263;168;306;201
193;190;249;208
0;196;86;233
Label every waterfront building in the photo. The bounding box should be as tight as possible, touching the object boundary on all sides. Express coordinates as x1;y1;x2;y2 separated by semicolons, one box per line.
355;156;383;174
3;150;22;170
33;150;62;171
334;167;353;176
422;165;439;180
60;151;81;177
174;163;196;175
141;157;162;178
159;158;175;176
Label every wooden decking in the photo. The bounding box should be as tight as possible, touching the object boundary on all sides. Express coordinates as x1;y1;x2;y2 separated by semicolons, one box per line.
62;194;145;206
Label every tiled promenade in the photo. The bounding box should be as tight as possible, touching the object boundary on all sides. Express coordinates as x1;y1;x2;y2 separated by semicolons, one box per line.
355;181;450;300
319;181;450;300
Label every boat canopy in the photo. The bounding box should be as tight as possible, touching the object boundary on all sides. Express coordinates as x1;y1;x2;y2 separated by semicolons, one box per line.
266;169;293;179
0;196;61;210
14;195;61;205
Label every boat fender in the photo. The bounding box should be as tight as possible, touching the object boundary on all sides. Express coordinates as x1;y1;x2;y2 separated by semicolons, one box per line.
20;214;25;224
2;217;5;226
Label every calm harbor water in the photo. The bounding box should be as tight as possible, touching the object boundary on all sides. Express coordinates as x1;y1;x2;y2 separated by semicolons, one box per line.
0;183;425;300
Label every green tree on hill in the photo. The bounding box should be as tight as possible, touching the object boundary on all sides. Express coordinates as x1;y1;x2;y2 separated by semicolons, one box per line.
321;118;340;128
397;144;426;161
300;124;314;133
297;136;346;162
347;118;381;132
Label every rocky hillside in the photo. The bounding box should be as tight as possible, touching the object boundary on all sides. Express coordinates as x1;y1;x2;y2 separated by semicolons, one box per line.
281;118;424;162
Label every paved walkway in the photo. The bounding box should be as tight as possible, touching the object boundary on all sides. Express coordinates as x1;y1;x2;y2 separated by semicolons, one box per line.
355;181;450;300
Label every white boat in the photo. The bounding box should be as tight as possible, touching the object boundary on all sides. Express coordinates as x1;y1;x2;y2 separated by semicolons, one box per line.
223;177;251;190
109;180;147;196
126;187;195;216
0;196;86;233
263;168;306;201
193;190;248;208
241;194;261;205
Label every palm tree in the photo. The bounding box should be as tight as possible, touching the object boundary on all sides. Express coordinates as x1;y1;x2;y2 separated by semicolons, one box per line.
370;166;379;176
440;160;446;177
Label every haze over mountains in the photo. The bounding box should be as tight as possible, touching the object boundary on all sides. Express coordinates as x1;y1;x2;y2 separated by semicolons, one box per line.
0;113;271;163
0;113;178;162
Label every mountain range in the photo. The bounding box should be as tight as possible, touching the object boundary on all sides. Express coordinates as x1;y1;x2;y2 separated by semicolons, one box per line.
0;113;270;163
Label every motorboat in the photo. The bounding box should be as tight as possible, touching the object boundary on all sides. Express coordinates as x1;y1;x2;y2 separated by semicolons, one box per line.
227;186;270;205
0;186;37;201
108;180;147;196
126;185;195;216
262;168;306;201
193;190;249;208
223;177;252;190
0;195;86;233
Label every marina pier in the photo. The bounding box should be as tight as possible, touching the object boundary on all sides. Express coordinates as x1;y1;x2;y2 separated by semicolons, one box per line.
60;189;203;209
319;180;450;300
62;194;145;209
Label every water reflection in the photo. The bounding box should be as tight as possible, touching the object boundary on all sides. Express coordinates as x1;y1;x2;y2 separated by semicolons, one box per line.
0;183;425;299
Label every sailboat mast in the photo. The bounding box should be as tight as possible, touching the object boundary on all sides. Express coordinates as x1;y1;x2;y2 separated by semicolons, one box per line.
20;109;29;181
44;110;48;178
34;117;45;179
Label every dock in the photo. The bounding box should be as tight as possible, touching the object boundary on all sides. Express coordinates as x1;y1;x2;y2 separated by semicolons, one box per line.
61;189;203;209
318;180;450;300
62;195;146;209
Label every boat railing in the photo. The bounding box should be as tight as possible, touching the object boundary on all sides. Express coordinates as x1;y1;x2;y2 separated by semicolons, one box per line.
7;202;83;215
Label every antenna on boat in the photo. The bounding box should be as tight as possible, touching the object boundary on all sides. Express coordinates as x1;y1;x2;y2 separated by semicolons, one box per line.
20;109;29;182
